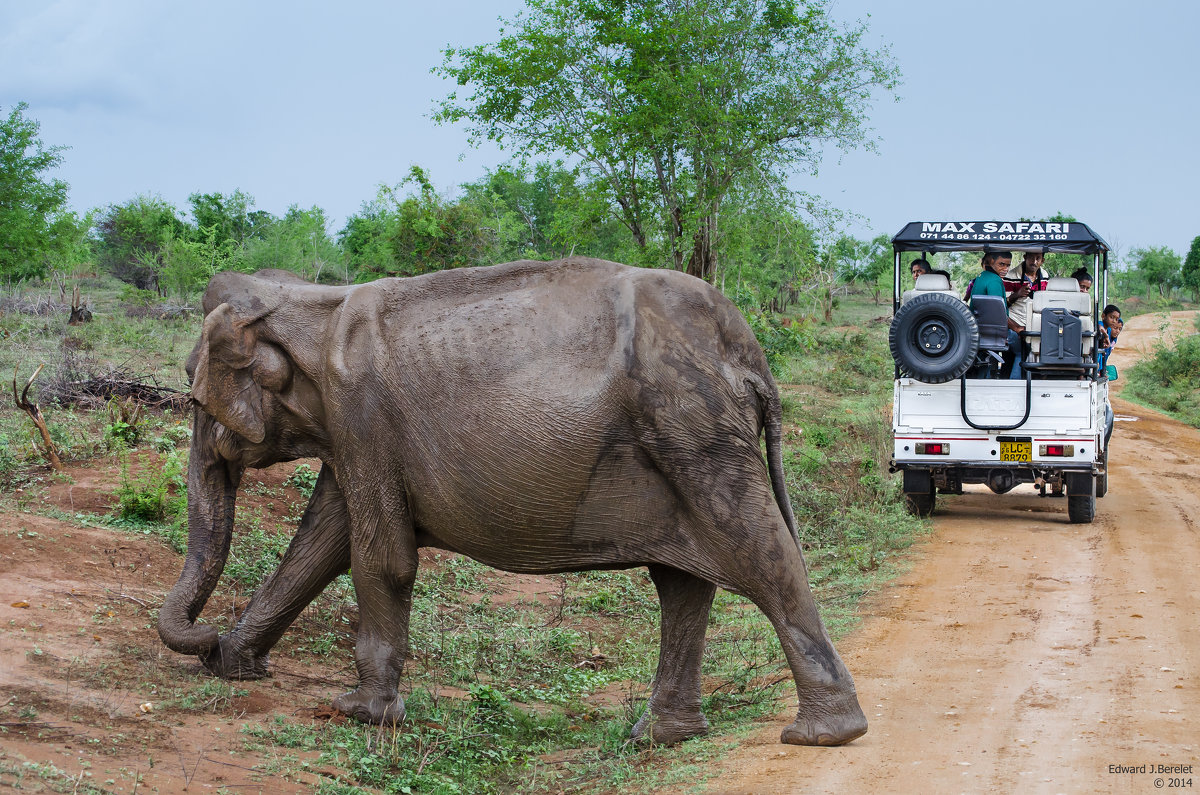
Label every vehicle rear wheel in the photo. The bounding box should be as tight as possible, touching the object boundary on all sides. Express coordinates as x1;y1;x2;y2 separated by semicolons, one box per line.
889;293;981;384
1096;449;1109;498
1067;492;1096;523
904;488;936;518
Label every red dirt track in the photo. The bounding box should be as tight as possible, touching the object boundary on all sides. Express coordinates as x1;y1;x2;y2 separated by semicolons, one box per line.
697;311;1199;794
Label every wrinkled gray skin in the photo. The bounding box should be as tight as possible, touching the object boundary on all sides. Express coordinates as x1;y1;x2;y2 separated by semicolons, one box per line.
158;258;867;746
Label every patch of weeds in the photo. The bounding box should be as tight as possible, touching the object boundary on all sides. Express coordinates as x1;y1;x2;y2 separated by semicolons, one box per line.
225;509;292;591
0;435;19;485
1124;329;1200;428
743;311;814;377
152;420;190;452
568;570;657;619
284;462;319;499
103;397;144;449
171;678;248;713
113;448;186;524
0;755;110;794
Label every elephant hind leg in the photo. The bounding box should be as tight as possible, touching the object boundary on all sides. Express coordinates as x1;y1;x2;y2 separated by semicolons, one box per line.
631;565;716;745
332;481;417;726
670;472;868;746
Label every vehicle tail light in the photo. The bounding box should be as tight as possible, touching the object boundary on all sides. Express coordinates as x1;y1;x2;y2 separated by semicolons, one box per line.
1039;444;1074;456
916;442;949;455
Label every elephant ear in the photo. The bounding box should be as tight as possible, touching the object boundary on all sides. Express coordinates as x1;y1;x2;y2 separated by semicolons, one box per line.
191;302;292;444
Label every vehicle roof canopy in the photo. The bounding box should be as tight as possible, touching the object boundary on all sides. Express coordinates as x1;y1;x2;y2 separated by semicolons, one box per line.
892;221;1109;255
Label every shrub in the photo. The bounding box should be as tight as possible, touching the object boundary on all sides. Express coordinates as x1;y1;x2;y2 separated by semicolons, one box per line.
114;449;186;524
1125;331;1200;427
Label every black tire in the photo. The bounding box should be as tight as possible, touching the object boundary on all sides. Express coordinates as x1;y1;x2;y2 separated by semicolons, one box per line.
1067;470;1096;523
1096;448;1108;498
904;489;936;518
1067;493;1096;523
889;293;981;384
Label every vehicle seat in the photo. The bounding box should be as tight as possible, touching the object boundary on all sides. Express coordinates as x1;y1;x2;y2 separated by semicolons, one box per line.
971;294;1009;351
901;273;955;305
1027;278;1095;363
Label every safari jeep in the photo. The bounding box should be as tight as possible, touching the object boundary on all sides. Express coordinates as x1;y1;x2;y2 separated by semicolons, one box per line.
887;221;1114;524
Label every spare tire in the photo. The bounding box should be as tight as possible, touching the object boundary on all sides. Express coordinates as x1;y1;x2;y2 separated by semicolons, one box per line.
890;293;980;383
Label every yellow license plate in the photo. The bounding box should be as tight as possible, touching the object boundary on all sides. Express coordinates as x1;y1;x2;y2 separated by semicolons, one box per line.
1000;441;1031;462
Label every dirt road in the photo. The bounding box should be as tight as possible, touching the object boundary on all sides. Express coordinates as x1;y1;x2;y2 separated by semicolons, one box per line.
702;311;1200;794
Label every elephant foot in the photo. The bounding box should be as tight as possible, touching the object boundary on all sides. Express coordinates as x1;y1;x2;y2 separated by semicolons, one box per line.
200;636;269;680
631;707;709;746
780;704;868;747
332;688;405;726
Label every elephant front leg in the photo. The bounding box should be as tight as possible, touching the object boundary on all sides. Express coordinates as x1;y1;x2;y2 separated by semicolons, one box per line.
631;565;717;745
331;488;416;726
203;466;351;679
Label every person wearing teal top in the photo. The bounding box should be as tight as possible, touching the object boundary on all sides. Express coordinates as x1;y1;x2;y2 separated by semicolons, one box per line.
967;251;1021;377
969;251;1011;305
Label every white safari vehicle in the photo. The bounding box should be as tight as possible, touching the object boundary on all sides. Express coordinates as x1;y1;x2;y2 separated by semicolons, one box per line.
888;221;1114;524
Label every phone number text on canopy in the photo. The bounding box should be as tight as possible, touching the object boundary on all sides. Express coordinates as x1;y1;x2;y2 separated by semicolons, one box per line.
918;221;1072;242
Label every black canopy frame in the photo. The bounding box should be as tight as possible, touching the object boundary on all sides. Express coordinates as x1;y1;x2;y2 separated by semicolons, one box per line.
891;220;1110;316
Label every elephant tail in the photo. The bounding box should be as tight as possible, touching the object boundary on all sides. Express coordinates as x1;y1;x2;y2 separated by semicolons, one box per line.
748;374;800;547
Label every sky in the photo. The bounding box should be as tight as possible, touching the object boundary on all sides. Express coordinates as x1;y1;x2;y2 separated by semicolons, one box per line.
2;0;1198;264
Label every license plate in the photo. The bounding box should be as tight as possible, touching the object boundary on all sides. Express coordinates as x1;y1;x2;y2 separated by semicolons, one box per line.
1000;441;1031;462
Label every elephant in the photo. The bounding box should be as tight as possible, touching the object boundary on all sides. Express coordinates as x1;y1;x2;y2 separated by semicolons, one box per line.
157;257;868;747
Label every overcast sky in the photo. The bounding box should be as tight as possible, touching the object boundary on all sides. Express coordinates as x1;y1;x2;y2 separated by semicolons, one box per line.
3;0;1197;263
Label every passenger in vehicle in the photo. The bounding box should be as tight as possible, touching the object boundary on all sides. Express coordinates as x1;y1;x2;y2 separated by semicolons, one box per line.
1003;252;1049;379
1070;268;1094;292
1098;304;1121;367
910;258;932;281
967;250;1019;376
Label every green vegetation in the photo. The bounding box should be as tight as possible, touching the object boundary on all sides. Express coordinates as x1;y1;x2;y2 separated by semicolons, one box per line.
1123;314;1200;428
0;102;90;282
435;0;898;280
7;3;1190;789
0;280;926;793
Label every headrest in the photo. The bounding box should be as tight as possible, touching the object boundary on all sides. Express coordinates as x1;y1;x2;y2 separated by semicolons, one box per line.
914;273;952;291
1046;277;1080;292
1033;288;1092;315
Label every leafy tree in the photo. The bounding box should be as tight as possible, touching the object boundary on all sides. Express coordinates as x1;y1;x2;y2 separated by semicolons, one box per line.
460;162;632;263
1182;235;1200;302
94;196;187;290
717;183;818;312
187;190;271;250
436;0;898;282
859;233;893;304
1132;245;1182;299
341;166;493;280
243;205;344;283
138;226;241;302
0;102;73;280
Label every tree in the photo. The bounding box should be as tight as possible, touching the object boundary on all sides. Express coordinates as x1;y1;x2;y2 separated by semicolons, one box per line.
94;195;187;290
717;182;818;312
0;102;73;280
142;226;241;302
187;190;271;250
340;166;494;280
243;205;344;283
436;0;898;282
1182;235;1200;302
1131;245;1182;299
459;162;634;263
861;233;892;304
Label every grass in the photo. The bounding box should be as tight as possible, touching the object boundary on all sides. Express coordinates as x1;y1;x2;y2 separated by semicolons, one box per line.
0;278;930;793
1122;313;1200;428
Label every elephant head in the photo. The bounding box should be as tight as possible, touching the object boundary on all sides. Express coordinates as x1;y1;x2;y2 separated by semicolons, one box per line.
158;270;336;656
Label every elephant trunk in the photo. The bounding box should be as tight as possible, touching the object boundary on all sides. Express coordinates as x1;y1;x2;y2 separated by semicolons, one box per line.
158;411;244;655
